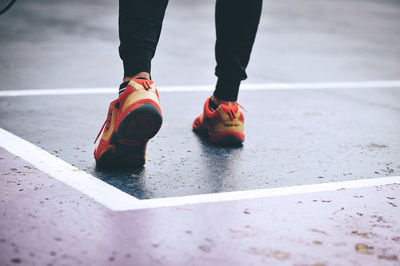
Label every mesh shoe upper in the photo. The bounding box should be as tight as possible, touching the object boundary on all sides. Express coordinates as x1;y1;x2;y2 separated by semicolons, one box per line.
193;97;244;144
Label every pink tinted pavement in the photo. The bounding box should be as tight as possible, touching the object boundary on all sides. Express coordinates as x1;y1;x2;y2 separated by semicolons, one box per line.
0;147;399;266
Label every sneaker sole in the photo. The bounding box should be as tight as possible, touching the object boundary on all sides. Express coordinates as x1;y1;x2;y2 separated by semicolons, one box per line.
193;122;244;146
209;132;244;146
96;102;162;168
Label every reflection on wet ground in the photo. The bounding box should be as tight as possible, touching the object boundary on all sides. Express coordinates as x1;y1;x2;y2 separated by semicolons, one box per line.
1;89;399;199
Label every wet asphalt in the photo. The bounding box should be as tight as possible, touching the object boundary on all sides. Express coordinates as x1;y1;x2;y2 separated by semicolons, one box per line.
0;0;399;90
0;87;399;199
0;0;400;199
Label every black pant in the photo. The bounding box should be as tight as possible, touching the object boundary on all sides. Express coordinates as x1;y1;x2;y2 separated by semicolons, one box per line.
119;0;262;101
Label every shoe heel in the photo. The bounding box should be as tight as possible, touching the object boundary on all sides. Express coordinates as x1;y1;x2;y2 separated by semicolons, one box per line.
118;102;163;142
96;143;146;168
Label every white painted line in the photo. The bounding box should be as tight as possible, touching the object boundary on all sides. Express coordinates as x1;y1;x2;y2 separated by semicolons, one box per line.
133;176;400;210
0;128;399;211
1;80;400;97
0;128;139;211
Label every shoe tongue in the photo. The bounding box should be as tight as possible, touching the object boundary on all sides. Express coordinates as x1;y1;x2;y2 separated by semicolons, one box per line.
219;103;238;113
132;78;153;84
128;78;154;89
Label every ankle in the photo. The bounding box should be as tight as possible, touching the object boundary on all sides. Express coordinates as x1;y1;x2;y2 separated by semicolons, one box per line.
123;72;150;82
211;95;237;107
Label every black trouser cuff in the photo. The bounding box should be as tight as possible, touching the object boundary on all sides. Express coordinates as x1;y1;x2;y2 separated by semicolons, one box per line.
123;59;151;78
213;79;241;101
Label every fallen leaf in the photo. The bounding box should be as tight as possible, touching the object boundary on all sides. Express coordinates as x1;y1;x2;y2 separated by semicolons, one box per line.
274;251;290;259
355;243;373;254
378;255;398;261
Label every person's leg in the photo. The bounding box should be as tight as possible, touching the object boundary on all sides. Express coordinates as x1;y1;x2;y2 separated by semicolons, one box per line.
192;0;262;145
94;0;168;168
213;0;262;104
119;0;169;84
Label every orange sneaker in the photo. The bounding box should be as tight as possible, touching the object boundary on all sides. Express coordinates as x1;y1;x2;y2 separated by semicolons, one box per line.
193;97;244;145
94;79;162;168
